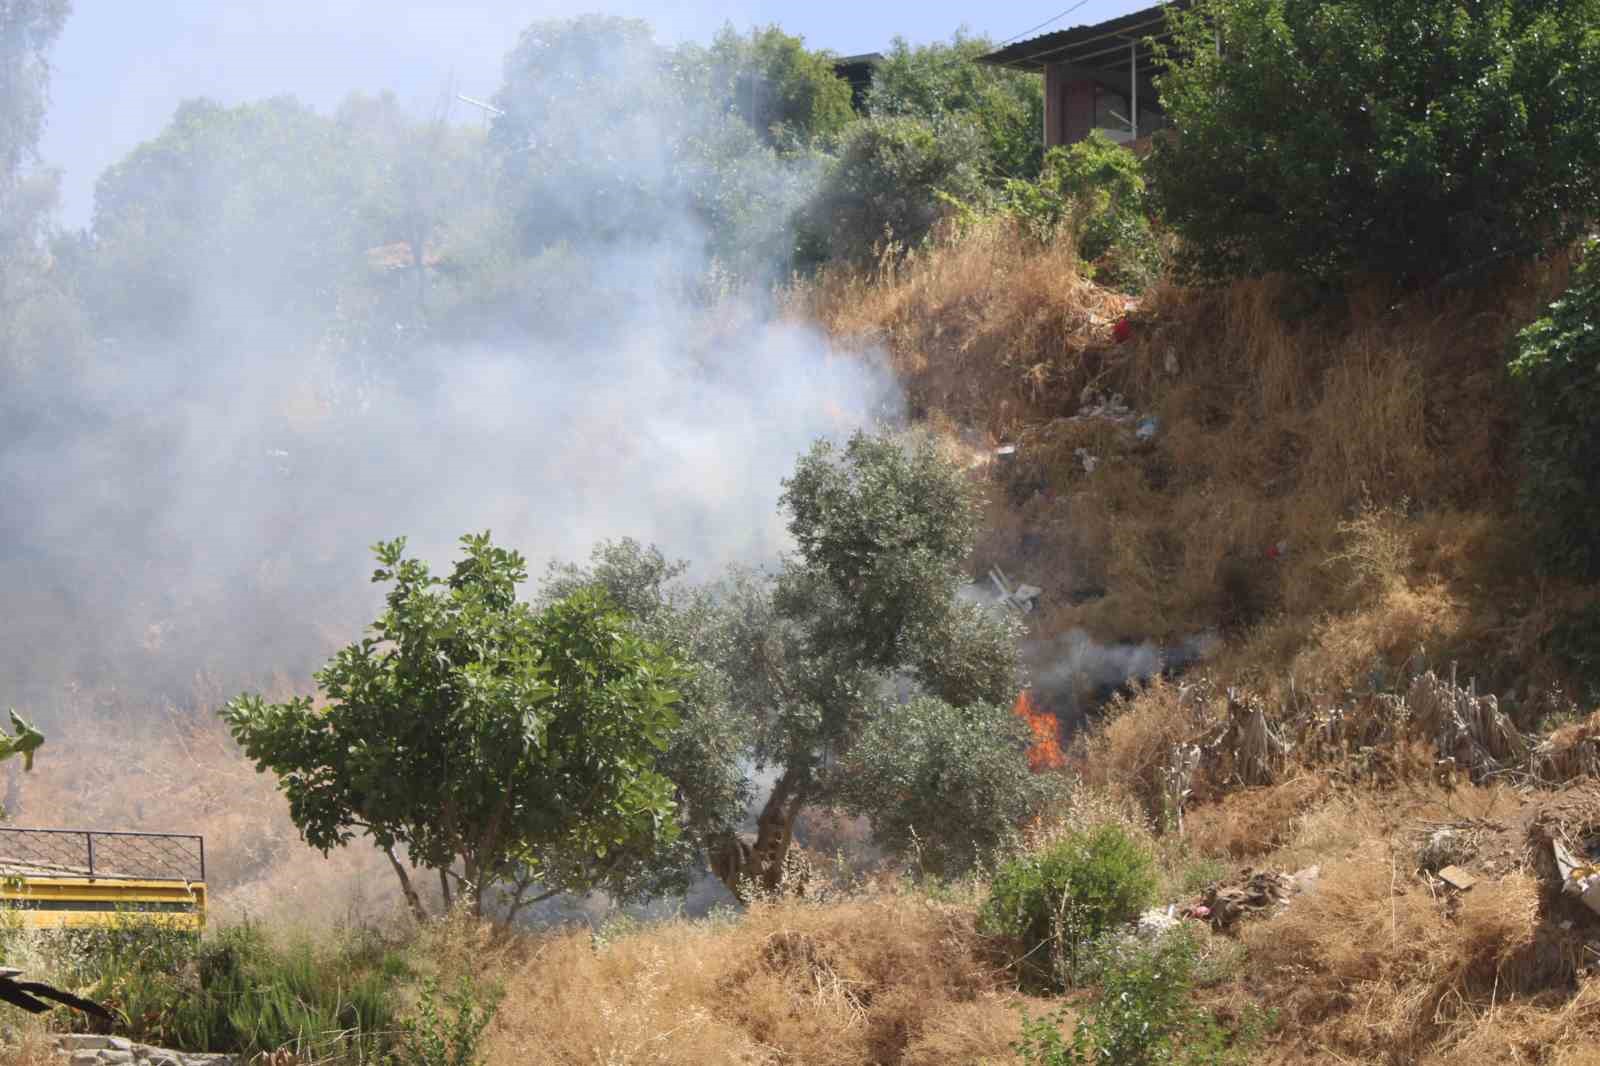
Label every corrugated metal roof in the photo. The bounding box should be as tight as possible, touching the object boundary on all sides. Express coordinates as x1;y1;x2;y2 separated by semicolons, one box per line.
978;1;1191;74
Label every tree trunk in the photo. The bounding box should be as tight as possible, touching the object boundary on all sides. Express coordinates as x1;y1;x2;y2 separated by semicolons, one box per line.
384;846;427;922
711;770;806;900
439;867;453;910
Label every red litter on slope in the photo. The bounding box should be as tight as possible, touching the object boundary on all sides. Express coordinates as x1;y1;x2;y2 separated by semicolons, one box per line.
1112;317;1133;343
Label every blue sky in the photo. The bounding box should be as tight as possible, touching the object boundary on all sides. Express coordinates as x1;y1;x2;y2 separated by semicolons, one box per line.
40;0;1150;226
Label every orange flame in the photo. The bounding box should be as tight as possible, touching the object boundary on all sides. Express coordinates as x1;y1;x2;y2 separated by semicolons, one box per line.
1012;688;1065;771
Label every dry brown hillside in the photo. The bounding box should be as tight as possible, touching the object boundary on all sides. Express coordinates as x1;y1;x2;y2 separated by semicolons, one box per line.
12;222;1598;1066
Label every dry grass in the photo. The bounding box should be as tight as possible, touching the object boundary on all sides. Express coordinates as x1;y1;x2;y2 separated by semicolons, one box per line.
481;887;1038;1066
789;219;1128;442
799;226;1580;696
0;1034;57;1066
1244;855;1552;1064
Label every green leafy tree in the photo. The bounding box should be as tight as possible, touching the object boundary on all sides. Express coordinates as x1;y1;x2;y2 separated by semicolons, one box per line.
335;92;480;325
221;533;687;920
490;16;681;251
86;97;367;340
700;24;855;148
0;0;69;187
490;16;818;277
1150;0;1600;283
0;0;86;388
1509;240;1600;579
867;32;1045;181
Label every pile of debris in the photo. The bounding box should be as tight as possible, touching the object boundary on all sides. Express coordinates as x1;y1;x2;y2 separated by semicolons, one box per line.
1162;664;1549;815
1183;868;1320;932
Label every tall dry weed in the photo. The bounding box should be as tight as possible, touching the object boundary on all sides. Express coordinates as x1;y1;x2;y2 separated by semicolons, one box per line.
482;888;1014;1066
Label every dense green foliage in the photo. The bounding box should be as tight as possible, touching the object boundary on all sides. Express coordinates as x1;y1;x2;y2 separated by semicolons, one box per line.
28;921;407;1058
703;25;856;147
1004;133;1163;292
1150;0;1600;283
1014;929;1259;1066
222;533;688;917
981;823;1157;991
545;431;1036;888
801;114;988;265
538;539;751;896
0;0;82;388
867;33;1044;181
86;97;368;338
834;696;1054;877
1509;243;1600;579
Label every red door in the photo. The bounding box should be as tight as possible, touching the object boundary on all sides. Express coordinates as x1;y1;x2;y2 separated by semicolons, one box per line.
1063;80;1097;145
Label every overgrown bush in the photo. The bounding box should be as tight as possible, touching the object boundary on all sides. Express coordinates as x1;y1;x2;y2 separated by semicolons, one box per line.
1150;0;1600;284
1004;133;1163;292
1013;929;1261;1066
799;115;988;266
390;976;503;1066
980;822;1156;991
23;918;411;1060
1509;242;1600;579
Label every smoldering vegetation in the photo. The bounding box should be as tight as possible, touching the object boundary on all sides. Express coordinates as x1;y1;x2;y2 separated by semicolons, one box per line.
2;21;899;719
1;16;907;917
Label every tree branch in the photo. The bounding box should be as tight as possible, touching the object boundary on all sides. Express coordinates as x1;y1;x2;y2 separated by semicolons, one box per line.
383;846;427;922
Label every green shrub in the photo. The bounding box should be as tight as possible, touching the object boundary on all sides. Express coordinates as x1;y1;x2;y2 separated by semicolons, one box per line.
981;822;1156;991
389;976;502;1066
800;115;988;266
1003;134;1163;292
1509;242;1600;580
1013;929;1263;1066
1150;0;1600;284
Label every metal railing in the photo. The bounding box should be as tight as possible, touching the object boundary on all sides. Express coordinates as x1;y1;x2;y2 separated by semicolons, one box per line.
0;828;204;882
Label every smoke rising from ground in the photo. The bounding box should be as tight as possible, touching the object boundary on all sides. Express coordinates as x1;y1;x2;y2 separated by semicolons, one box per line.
1027;628;1221;729
6;125;895;723
1;16;904;922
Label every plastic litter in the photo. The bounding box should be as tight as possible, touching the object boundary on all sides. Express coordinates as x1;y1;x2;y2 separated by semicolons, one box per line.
1136;416;1160;442
1075;448;1099;475
1553;840;1600;916
1134;905;1181;940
